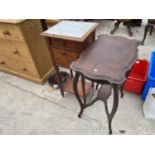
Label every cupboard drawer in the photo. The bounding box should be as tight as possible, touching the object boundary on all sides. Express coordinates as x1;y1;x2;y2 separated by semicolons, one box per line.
51;38;83;51
0;55;39;78
0;23;24;41
51;32;94;52
52;48;78;68
0;39;33;61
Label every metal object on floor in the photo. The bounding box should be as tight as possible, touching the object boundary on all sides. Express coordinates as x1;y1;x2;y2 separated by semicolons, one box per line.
48;71;70;89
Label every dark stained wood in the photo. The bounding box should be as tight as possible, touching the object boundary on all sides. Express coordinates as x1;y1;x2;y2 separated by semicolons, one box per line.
63;78;91;97
148;19;155;24
52;47;78;68
40;19;64;96
72;34;140;134
42;21;98;96
71;34;140;84
97;84;113;101
141;19;155;45
51;32;95;68
51;38;83;51
110;19;133;36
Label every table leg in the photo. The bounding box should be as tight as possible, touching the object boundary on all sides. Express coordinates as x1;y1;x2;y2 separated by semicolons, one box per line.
55;67;64;97
106;84;119;135
40;19;64;97
96;83;100;90
110;21;121;34
70;69;74;78
92;31;96;41
119;84;124;98
141;24;151;45
126;24;133;36
150;25;153;35
119;70;131;98
73;72;85;118
91;81;94;88
44;40;64;97
81;74;87;105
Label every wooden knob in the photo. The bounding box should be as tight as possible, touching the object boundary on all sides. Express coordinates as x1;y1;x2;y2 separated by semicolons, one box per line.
60;41;66;46
23;68;27;71
0;61;6;65
13;50;19;54
62;41;66;46
3;30;11;36
61;51;66;55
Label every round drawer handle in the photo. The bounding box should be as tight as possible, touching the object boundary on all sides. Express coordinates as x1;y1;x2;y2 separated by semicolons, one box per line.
23;68;27;72
0;61;6;65
13;50;19;55
60;41;66;46
61;51;66;55
3;30;11;36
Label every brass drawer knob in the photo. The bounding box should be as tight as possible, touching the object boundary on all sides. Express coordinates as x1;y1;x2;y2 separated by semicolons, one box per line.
3;30;11;36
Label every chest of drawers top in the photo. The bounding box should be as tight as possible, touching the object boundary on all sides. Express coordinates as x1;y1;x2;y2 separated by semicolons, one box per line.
0;20;27;41
0;19;26;24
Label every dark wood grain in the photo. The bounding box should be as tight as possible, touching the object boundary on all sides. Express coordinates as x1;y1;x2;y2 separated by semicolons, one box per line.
71;34;140;84
71;35;140;134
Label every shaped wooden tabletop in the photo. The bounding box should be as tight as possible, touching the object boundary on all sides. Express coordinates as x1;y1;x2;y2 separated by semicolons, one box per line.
71;34;141;84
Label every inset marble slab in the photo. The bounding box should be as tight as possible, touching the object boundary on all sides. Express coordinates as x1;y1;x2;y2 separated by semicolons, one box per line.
42;20;98;42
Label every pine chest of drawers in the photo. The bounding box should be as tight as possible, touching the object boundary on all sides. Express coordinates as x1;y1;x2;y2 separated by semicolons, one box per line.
0;19;54;84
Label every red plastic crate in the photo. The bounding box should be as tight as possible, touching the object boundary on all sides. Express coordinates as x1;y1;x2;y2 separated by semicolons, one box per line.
123;59;149;94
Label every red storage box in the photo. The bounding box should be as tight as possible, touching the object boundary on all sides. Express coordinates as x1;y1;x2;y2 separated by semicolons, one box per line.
123;59;149;94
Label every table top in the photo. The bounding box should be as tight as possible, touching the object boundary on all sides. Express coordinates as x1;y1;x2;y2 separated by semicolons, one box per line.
0;19;26;24
41;20;98;42
71;34;140;84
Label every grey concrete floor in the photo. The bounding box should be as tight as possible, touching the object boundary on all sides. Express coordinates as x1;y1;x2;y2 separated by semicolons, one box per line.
0;20;155;135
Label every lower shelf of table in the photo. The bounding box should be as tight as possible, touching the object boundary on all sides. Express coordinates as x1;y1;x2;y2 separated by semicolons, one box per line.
63;78;92;97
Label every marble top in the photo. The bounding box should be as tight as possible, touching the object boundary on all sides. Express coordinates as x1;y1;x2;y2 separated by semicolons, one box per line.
42;20;98;41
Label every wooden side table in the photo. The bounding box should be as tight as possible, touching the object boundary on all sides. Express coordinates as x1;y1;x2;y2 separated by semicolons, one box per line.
71;35;140;134
41;20;98;97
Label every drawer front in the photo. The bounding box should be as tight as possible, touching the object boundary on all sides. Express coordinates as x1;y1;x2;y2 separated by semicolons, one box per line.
0;23;24;41
51;38;83;51
51;32;94;52
0;39;33;61
53;48;78;68
0;54;39;78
